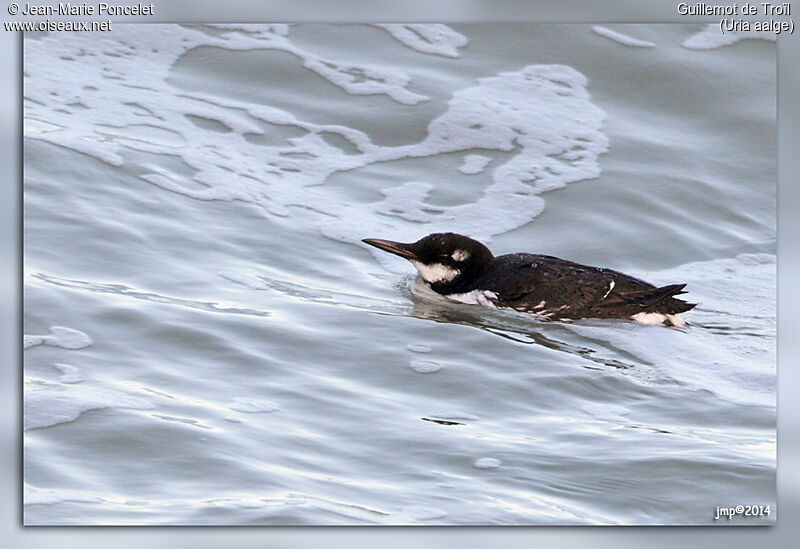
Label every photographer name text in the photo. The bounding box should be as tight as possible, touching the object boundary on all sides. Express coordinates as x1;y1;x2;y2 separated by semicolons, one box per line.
16;2;152;15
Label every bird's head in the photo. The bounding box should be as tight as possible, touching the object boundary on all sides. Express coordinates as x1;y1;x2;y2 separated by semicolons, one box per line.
362;232;494;293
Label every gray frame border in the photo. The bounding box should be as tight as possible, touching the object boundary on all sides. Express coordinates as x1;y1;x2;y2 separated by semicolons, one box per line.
4;1;797;545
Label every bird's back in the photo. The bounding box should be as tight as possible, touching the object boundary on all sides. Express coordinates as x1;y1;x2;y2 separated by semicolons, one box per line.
466;253;695;321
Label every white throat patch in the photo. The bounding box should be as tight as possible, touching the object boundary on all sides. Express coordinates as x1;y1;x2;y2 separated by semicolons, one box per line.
411;261;460;284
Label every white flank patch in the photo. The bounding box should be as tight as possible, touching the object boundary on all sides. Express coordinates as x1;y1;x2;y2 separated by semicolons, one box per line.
534;300;546;309
447;290;498;308
411;261;459;283
602;280;615;299
631;312;667;325
666;314;686;328
451;249;470;261
631;312;687;327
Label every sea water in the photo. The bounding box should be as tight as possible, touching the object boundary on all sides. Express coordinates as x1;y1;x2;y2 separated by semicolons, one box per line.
23;24;775;524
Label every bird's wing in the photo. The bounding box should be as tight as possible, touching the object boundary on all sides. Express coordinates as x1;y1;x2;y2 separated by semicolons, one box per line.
478;254;695;318
488;255;618;314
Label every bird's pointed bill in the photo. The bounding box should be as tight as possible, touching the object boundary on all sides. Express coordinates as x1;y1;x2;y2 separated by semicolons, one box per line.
362;238;416;259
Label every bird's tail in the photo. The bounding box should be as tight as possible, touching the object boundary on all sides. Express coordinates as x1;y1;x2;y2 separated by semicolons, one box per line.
618;283;697;314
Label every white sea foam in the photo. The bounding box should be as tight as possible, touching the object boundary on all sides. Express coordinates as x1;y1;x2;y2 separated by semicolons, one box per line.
53;363;83;384
24;326;92;350
202;25;430;104
592;26;656;48
682;24;778;49
24;335;44;350
326;63;607;272
458;153;492;175
409;360;441;373
24;379;153;430
376;24;468;58
24;26;607;278
407;343;432;353
24;118;63;134
473;457;501;469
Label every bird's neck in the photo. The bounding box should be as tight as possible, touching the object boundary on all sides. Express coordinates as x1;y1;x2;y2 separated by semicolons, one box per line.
429;258;493;295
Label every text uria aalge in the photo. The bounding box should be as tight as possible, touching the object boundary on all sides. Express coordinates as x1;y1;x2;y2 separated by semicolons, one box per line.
22;3;154;15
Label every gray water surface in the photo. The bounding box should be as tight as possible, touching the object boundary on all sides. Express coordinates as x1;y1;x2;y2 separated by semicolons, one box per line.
23;24;775;525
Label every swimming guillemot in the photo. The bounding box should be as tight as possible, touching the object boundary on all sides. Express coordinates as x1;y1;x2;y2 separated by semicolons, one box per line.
363;232;696;327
